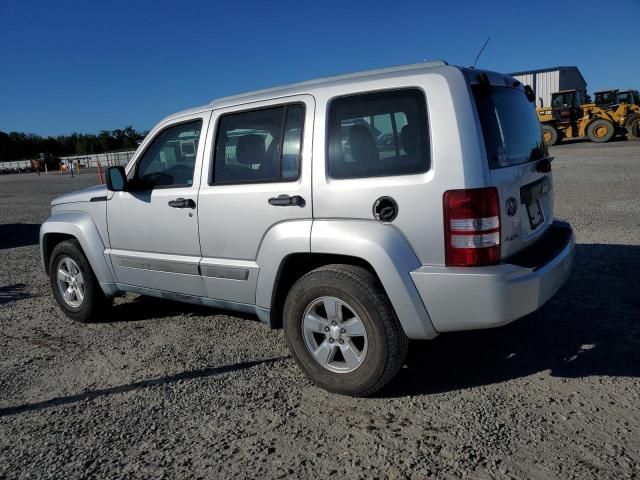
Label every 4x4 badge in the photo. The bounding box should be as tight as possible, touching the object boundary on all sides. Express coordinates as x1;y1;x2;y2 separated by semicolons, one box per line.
506;197;518;216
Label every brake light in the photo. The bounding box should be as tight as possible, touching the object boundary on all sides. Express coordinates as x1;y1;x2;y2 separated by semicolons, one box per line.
443;187;500;266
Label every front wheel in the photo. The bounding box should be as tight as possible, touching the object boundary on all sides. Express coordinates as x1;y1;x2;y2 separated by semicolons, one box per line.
283;264;408;396
49;240;112;322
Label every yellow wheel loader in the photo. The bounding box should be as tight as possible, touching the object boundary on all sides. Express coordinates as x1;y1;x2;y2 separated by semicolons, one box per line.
537;90;619;145
593;89;640;140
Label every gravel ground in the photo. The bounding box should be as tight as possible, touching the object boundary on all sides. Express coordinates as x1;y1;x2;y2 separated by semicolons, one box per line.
1;141;639;479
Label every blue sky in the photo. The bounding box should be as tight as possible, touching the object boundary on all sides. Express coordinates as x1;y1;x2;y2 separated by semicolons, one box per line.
1;0;638;136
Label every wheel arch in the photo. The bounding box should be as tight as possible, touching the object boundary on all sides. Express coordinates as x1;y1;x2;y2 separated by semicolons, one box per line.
258;219;438;340
268;252;380;328
41;232;76;274
40;212;118;295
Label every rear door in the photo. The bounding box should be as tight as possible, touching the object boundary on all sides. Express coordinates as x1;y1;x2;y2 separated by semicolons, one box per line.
196;95;314;304
471;81;553;259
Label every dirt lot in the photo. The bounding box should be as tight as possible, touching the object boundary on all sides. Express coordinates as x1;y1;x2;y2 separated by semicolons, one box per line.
1;141;639;479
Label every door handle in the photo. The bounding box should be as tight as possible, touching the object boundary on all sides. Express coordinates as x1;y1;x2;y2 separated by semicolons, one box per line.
168;198;196;209
268;195;305;207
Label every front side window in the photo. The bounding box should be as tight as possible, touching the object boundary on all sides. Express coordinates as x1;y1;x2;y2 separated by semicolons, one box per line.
213;104;304;184
327;89;430;179
133;120;202;188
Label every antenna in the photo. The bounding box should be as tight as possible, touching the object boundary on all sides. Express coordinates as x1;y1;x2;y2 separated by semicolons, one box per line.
471;36;491;69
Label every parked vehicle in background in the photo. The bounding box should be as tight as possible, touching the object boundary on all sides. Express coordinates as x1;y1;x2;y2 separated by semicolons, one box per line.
618;89;640;106
538;89;640;145
40;61;574;396
594;89;640;108
592;89;640;140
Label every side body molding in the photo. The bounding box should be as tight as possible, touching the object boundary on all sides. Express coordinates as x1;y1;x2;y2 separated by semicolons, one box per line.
255;220;313;309
40;211;119;296
310;220;438;340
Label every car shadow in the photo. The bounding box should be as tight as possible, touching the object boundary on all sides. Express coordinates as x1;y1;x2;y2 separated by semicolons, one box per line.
0;283;33;304
0;223;40;250
382;243;640;397
0;355;289;418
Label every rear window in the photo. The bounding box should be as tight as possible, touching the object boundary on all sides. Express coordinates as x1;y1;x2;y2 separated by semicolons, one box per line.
473;86;547;169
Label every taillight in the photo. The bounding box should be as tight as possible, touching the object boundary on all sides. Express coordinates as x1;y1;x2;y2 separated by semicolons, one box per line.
443;187;500;266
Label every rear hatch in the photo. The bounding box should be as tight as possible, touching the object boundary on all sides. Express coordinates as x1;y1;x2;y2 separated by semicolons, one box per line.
470;76;554;259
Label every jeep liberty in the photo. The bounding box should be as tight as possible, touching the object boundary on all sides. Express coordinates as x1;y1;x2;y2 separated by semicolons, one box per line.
40;61;574;396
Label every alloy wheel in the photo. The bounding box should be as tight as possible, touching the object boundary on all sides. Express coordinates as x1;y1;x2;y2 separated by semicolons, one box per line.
302;296;368;373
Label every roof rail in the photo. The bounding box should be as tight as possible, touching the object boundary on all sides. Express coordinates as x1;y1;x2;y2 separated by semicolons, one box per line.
210;60;448;106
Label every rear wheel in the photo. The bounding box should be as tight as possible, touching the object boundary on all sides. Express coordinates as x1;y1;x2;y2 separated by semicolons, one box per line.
49;240;112;322
542;125;559;146
283;264;408;396
587;119;615;143
626;114;640;140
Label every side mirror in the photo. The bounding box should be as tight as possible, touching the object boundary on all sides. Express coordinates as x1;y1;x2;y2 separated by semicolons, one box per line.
105;166;127;191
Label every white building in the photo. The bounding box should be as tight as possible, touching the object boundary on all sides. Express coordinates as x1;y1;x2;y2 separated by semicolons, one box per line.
510;66;587;108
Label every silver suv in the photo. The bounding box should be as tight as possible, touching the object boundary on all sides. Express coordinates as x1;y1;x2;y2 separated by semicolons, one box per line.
40;61;574;396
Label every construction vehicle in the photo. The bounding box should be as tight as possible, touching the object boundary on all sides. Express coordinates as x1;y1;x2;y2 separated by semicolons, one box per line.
619;90;640;106
594;89;640;107
537;89;640;145
537;89;619;145
592;89;640;139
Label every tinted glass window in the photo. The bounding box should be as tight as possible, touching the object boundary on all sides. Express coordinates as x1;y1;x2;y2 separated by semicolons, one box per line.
596;91;617;106
473;86;546;169
552;92;580;108
618;92;631;104
282;106;304;180
213;104;304;184
134;120;202;188
327;89;430;179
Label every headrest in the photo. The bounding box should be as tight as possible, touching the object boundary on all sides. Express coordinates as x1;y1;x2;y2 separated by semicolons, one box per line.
348;125;378;163
236;134;265;165
400;125;418;156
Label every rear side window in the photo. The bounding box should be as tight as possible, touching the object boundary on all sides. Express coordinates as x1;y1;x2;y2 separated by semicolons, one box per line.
327;89;430;179
473;86;547;169
213;104;304;184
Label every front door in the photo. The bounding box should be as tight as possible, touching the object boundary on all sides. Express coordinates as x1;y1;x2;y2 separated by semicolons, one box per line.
107;112;211;296
197;95;314;304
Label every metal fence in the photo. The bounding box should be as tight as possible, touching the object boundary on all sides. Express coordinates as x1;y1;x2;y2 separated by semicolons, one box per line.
0;150;137;174
60;151;136;168
0;159;33;171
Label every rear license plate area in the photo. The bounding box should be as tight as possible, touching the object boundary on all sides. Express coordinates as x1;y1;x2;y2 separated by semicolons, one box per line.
520;176;549;230
526;200;544;229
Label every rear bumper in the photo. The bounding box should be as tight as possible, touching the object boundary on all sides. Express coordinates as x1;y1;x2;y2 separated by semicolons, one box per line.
410;220;574;332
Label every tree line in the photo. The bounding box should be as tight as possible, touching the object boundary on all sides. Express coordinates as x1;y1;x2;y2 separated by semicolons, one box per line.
0;126;146;162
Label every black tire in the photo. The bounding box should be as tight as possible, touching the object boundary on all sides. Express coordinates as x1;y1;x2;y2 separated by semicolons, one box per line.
542;125;559;146
49;239;112;322
626;114;640;140
283;264;408;397
587;119;615;143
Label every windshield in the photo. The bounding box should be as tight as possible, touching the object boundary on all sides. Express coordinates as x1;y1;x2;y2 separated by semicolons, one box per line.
618;91;632;104
596;91;617;106
473;85;547;169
